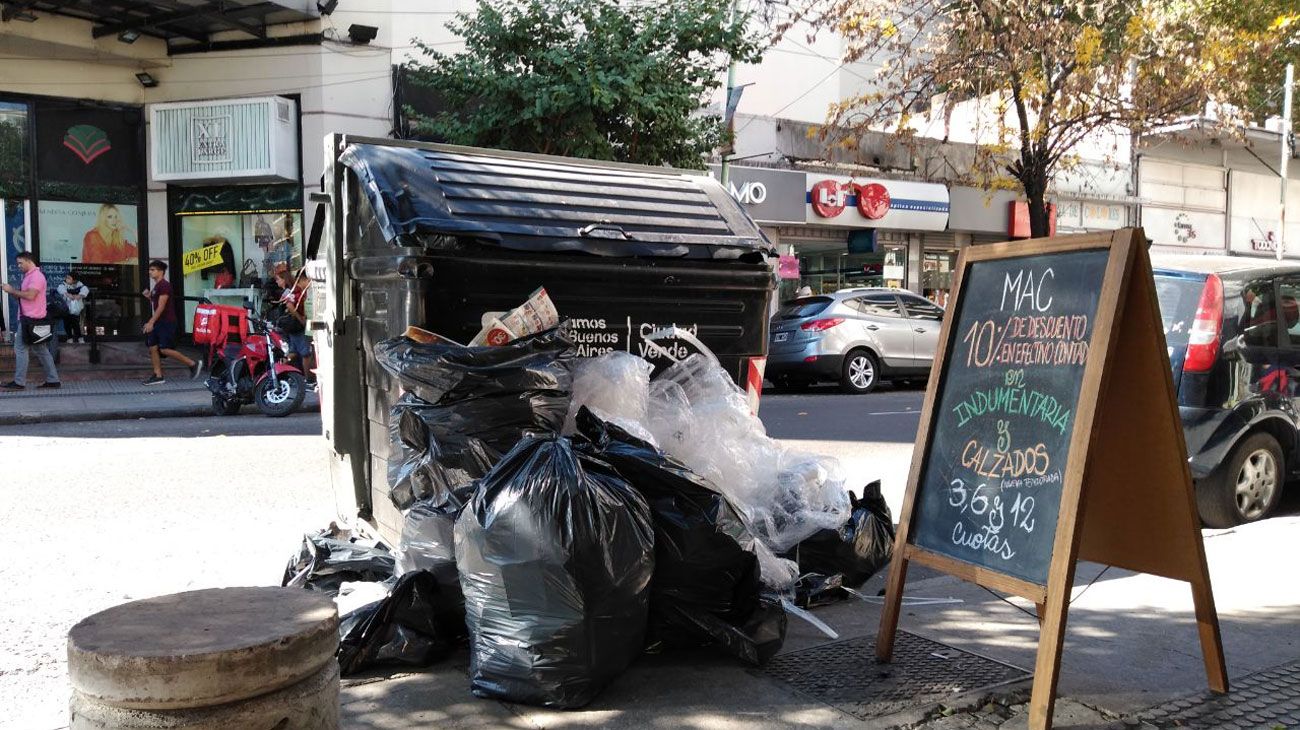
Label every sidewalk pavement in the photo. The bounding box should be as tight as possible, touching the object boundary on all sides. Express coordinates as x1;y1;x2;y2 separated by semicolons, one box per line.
339;515;1300;729
0;377;319;426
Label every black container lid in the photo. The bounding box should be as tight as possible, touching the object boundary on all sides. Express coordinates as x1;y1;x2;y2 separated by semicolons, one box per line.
340;142;774;260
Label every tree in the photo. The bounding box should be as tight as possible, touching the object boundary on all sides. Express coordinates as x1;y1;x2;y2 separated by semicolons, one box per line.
792;0;1295;236
1206;2;1299;133
404;0;764;169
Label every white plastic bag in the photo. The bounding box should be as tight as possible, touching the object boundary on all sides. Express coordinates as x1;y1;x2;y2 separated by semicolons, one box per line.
563;352;655;441
645;354;850;554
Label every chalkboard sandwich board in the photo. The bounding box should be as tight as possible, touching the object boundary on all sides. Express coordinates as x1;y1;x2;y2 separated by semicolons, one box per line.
875;229;1226;730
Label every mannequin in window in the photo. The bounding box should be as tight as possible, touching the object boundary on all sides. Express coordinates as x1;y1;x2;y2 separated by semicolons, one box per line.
201;235;237;288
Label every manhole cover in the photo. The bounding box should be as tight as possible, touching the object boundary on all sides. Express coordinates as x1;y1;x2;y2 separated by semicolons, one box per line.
1137;658;1300;729
760;631;1031;720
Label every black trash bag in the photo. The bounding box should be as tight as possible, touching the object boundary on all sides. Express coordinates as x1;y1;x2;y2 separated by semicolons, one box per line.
374;326;574;405
376;327;575;509
388;390;568;509
795;481;895;599
281;525;395;596
337;571;451;676
456;435;655;709
573;407;784;665
394;486;472;639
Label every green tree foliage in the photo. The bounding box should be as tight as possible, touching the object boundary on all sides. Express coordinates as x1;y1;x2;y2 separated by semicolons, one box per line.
404;0;764;168
1206;2;1299;132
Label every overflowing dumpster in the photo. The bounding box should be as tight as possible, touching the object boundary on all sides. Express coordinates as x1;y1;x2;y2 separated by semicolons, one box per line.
310;137;778;542
297;138;893;709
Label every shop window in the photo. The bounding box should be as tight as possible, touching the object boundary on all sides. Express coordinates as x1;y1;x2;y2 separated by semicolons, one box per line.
37;200;145;338
922;250;956;306
178;211;302;325
793;243;909;297
0;101;30;200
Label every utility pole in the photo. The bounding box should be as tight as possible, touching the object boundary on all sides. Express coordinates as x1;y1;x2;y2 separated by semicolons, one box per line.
720;0;740;188
1279;63;1293;262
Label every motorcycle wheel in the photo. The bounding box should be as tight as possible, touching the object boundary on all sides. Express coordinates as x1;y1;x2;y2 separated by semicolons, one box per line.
254;372;306;418
211;394;240;416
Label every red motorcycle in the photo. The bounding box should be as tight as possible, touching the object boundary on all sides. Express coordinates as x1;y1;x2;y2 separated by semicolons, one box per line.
193;301;306;417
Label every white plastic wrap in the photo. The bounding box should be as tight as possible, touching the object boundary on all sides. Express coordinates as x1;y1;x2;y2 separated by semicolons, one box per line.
752;540;800;590
564;352;655;442
645;354;851;554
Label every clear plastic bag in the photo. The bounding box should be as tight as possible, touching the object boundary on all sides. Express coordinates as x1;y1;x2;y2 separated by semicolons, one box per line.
563;351;654;439
644;354;850;554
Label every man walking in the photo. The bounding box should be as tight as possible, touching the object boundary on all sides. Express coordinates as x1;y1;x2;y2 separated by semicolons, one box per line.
1;251;60;390
142;260;201;386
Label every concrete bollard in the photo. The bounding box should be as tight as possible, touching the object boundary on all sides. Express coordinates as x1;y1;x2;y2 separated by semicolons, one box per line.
67;587;339;729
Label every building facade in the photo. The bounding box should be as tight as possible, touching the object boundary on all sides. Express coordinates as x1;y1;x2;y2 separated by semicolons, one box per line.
0;1;394;337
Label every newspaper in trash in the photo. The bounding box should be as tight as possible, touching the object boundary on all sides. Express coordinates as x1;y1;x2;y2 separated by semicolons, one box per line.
471;287;559;346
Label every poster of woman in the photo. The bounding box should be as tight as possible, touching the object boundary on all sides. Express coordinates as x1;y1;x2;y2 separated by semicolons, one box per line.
37;201;140;266
81;204;138;264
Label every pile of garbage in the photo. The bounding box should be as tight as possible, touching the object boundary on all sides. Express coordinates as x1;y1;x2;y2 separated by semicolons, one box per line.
282;292;895;709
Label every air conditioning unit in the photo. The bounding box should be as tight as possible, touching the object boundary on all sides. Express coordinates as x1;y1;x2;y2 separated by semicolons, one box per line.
149;96;298;184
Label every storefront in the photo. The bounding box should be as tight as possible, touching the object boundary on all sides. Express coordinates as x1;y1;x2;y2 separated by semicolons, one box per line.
149;96;303;329
1138;158;1227;254
1227;169;1300;258
787;173;950;302
0;94;149;339
1055;199;1128;236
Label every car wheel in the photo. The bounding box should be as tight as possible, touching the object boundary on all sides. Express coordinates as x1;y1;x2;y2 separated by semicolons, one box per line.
840;349;879;394
1197;432;1284;528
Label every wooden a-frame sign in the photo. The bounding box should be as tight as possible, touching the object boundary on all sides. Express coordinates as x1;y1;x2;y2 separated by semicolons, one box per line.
876;228;1228;730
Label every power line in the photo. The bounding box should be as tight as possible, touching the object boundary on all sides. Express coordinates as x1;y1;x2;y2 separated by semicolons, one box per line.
736;61;845;132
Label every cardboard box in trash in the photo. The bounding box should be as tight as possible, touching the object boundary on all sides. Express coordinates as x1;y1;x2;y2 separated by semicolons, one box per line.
471;287;559;346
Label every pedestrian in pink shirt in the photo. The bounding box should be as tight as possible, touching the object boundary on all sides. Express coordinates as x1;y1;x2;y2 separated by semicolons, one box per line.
1;252;60;390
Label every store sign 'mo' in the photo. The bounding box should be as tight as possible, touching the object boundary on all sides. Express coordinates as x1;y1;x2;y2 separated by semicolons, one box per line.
727;180;767;205
191;114;232;165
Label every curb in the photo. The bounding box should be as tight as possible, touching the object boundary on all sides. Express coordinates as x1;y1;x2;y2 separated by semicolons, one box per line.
0;401;320;427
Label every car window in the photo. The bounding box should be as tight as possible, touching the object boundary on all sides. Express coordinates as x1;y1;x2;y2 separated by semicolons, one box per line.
1239;280;1280;348
850;293;902;317
1277;279;1300;345
775;297;832;320
1154;274;1204;348
899;294;943;321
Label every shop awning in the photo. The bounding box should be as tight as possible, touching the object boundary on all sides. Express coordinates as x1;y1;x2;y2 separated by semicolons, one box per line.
339;142;776;260
2;1;320;45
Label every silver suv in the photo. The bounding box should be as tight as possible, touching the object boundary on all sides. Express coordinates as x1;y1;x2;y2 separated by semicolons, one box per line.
766;288;944;393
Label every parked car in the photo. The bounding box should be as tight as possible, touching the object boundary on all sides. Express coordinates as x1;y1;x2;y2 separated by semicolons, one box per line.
766;288;944;393
1154;254;1300;528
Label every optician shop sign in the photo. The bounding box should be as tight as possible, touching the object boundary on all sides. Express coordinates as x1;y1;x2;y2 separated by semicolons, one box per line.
707;165;806;224
805;174;949;231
